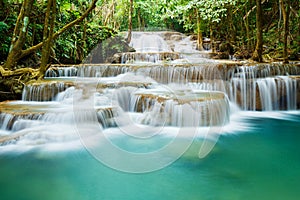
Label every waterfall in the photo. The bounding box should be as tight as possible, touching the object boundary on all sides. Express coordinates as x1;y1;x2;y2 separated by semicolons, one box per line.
120;52;181;64
22;81;75;101
227;65;299;111
77;65;132;77
131;88;230;126
1;31;300;149
277;76;298;110
112;87;138;112
45;65;133;78
130;32;172;52
27;63;300;111
45;66;78;77
122;32;185;63
257;78;274;111
0;109;43;130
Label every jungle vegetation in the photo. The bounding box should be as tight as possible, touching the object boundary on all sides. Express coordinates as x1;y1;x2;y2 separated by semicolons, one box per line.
0;0;299;74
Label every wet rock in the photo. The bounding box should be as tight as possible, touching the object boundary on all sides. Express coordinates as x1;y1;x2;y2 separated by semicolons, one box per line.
219;42;234;55
162;31;183;41
84;36;136;64
0;78;23;101
212;52;230;59
189;34;198;41
107;53;122;64
233;47;252;59
170;34;183;41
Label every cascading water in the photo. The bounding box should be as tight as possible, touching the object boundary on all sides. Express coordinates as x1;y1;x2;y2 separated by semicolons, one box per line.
44;62;300;111
1;31;300;149
227;65;299;111
129;32;172;52
22;81;75;101
45;65;78;77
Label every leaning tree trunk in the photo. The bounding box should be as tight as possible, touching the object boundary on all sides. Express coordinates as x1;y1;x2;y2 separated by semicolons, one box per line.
280;0;290;63
227;6;236;46
252;0;263;62
3;0;98;70
196;10;204;51
39;0;56;77
210;24;216;53
4;0;34;69
243;4;251;51
126;0;133;44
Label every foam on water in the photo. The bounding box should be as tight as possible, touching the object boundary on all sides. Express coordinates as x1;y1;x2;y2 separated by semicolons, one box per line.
1;32;300;156
1;102;300;154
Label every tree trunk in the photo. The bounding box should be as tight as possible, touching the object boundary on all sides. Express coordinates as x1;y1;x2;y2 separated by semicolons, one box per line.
243;4;251;51
0;1;5;22
196;10;203;51
126;0;133;44
11;0;26;48
137;9;141;30
4;0;34;69
280;0;290;63
244;17;251;50
3;0;98;70
252;0;263;62
227;6;236;44
81;19;87;61
104;2;114;26
210;24;216;53
39;0;56;77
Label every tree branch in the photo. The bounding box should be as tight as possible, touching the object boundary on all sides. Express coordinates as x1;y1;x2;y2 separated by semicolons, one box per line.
21;0;98;58
243;0;268;20
0;66;38;77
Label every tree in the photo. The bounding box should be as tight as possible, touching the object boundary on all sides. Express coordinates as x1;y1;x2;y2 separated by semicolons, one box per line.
280;0;290;63
196;9;204;50
165;0;236;51
1;0;299;68
126;0;133;43
3;0;99;70
252;0;263;62
4;0;35;69
39;0;56;77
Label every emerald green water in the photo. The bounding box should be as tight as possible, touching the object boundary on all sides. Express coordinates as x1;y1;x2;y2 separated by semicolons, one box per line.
0;112;300;200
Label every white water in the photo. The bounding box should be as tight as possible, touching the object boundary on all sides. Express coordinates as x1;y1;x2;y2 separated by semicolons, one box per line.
129;32;172;52
0;31;299;152
0;73;231;151
44;63;299;111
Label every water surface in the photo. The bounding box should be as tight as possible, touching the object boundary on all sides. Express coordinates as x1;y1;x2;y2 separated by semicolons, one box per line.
0;111;299;200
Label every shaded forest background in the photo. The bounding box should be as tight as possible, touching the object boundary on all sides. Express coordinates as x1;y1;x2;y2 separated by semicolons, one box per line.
0;0;299;67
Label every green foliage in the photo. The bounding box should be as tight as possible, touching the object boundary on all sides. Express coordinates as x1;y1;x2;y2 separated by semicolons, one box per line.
0;21;11;57
0;11;17;62
0;0;299;65
54;23;116;64
165;0;236;33
0;21;8;32
0;0;117;65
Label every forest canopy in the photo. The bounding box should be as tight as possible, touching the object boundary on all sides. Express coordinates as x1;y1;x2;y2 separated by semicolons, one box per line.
0;0;299;68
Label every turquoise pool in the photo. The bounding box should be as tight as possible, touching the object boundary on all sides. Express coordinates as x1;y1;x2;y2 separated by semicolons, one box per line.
0;111;299;200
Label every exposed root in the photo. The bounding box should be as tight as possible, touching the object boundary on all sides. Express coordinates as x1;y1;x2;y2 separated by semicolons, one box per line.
0;65;39;77
0;66;40;101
